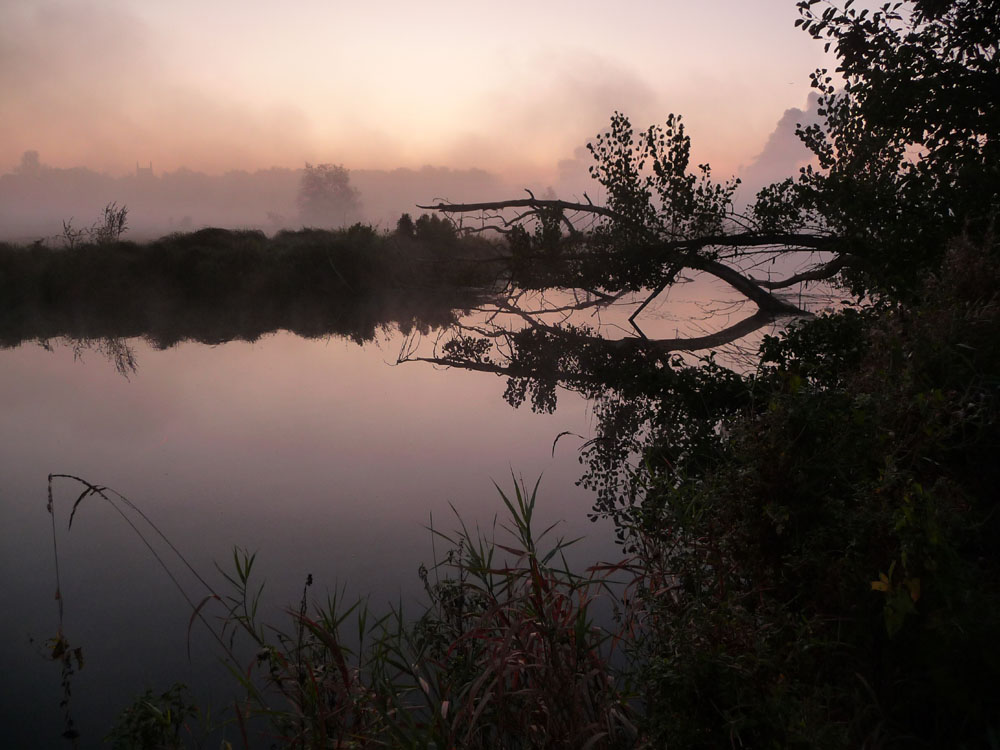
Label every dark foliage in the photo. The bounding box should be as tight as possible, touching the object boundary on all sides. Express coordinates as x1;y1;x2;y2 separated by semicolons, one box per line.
629;238;1000;747
0;224;500;349
405;2;1000;745
776;0;1000;298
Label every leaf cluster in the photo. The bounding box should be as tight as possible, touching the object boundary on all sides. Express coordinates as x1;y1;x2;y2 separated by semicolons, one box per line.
623;237;1000;747
583;113;740;291
783;0;1000;298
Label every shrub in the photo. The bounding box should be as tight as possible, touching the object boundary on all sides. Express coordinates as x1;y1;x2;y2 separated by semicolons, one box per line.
46;475;641;748
627;237;1000;748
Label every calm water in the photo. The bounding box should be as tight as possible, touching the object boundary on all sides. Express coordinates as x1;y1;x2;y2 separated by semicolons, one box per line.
0;329;610;747
0;269;801;746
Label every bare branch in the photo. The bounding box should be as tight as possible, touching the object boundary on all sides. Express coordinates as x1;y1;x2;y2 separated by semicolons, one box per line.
402;308;796;382
749;254;853;289
686;256;806;315
494;289;629;317
650;232;836;254
417;198;619;220
420;198;835;253
615;308;794;355
629;281;668;339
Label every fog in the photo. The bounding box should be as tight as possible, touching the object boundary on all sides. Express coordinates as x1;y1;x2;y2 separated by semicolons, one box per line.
0;90;818;243
0;158;511;241
1;1;829;187
0;0;834;242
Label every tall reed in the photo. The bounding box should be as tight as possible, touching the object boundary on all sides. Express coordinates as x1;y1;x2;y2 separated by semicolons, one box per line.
46;473;643;748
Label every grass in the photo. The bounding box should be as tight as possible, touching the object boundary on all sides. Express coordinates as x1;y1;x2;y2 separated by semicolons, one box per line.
45;473;644;749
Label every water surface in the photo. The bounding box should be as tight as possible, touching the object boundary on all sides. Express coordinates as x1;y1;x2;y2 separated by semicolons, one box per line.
0;330;606;747
0;268;818;746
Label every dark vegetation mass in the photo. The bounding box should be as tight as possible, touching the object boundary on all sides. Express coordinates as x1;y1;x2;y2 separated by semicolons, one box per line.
400;2;1000;745
35;0;1000;747
0;218;498;351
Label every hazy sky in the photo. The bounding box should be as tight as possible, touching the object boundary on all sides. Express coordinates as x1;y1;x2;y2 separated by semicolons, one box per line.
1;0;828;181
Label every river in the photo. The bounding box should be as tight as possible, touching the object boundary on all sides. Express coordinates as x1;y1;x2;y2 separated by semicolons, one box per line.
0;263;809;747
0;329;609;747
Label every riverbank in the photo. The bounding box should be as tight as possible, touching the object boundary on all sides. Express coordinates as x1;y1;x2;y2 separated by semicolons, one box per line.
0;222;503;349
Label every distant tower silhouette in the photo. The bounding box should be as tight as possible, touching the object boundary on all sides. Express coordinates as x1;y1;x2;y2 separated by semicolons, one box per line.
135;161;153;178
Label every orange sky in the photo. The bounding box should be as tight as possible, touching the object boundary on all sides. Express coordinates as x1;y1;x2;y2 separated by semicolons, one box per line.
1;0;828;181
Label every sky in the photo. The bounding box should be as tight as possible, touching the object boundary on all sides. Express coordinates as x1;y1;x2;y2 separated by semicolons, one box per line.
1;0;829;182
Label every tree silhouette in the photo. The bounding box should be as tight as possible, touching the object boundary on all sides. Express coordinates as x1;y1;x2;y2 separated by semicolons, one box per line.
406;0;998;397
400;5;1000;744
16;150;42;175
297;163;362;227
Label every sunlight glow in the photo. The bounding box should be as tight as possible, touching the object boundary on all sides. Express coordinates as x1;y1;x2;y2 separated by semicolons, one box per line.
0;0;826;180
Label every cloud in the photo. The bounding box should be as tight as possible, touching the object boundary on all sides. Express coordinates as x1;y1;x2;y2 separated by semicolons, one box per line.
0;5;669;179
0;2;315;174
440;50;666;179
737;92;822;195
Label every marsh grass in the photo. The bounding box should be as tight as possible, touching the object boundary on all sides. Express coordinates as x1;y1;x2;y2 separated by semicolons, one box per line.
59;202;129;250
45;473;643;749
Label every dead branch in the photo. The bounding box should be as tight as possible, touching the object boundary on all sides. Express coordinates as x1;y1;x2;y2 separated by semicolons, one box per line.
749;254;853;289
417;198;618;220
402;308;795;380
685;256;806;315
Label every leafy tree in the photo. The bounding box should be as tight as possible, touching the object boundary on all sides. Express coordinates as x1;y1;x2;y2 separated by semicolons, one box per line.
408;0;999;420
781;0;1000;297
414;213;457;245
416;0;998;328
15;149;42;176
395;212;416;238
297;162;362;227
403;1;1000;745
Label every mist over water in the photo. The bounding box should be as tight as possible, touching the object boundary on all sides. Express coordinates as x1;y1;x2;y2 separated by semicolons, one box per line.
0;330;611;748
0;68;827;744
0;158;541;242
0;83;819;244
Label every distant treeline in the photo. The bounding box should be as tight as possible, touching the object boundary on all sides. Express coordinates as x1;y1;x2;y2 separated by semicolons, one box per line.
0;153;509;240
0;221;503;349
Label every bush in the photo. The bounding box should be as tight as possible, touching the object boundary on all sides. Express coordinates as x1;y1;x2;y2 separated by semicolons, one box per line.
49;475;640;748
628;237;1000;748
217;478;638;748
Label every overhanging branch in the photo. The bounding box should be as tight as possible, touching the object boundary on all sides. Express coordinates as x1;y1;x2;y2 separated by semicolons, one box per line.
749;254;853;289
685;256;806;315
411;197;842;360
417;197;618;221
402;307;797;385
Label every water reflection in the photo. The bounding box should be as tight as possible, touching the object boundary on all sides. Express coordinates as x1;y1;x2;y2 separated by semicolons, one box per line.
0;330;608;748
0;242;821;745
0;227;493;353
36;336;139;378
